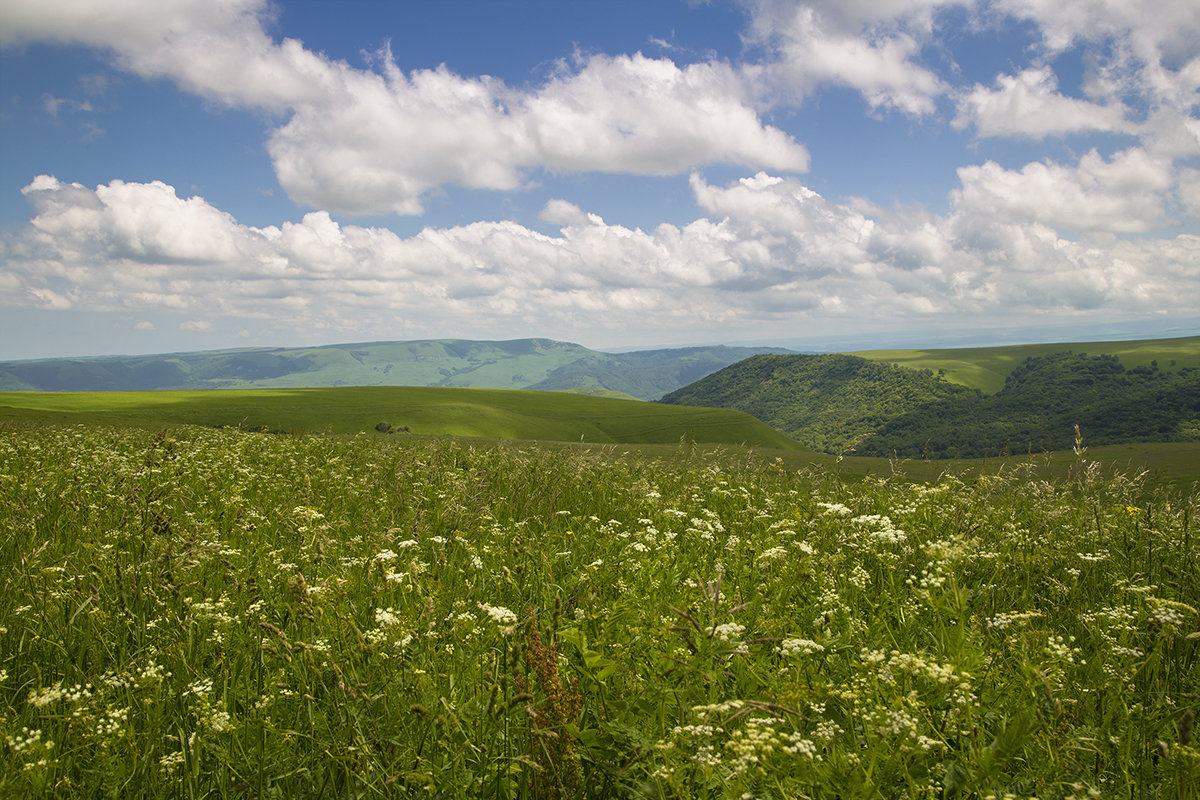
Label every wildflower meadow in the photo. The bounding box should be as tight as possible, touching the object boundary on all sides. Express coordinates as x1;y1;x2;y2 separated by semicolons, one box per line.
1;424;1197;798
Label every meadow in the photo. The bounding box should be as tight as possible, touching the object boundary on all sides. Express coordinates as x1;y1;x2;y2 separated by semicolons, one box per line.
0;387;799;450
1;422;1197;798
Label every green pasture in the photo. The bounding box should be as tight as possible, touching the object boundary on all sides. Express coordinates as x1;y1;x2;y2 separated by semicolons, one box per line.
0;386;800;450
855;334;1200;394
1;424;1197;798
3;386;1197;489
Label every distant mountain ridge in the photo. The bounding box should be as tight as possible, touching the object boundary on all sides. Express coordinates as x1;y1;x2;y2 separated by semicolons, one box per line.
0;338;791;400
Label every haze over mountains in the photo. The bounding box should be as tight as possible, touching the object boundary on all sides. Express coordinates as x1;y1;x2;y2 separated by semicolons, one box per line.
0;339;790;400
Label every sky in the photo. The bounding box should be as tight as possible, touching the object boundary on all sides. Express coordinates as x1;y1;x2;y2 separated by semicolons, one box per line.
1;0;1198;360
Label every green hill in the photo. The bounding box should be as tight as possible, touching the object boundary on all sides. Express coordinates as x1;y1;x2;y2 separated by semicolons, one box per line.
0;339;788;399
659;350;1200;458
854;334;1200;394
860;352;1200;458
0;386;803;449
660;354;973;453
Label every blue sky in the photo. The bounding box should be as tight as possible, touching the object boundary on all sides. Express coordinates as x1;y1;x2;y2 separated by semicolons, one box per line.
1;0;1198;359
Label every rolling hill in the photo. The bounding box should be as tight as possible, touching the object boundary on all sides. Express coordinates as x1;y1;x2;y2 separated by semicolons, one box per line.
660;354;975;454
0;386;803;449
660;346;1200;458
0;339;788;399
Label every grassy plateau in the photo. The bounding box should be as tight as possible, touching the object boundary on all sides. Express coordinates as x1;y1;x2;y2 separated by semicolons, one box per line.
1;419;1198;798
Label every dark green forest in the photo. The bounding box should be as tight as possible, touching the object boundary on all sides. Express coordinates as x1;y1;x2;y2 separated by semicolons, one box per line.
660;352;1200;457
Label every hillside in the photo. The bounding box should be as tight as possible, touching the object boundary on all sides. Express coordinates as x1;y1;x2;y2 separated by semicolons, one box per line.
660;354;974;453
0;386;803;449
853;334;1200;394
861;352;1200;458
660;351;1200;457
0;339;788;399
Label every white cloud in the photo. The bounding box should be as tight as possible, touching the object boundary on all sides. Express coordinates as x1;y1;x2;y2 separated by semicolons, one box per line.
980;1;1200;158
271;52;809;215
953;67;1131;138
993;0;1200;58
5;173;1195;345
539;199;593;227
0;0;808;216
135;321;155;330
951;148;1174;233
742;0;957;115
1179;168;1200;221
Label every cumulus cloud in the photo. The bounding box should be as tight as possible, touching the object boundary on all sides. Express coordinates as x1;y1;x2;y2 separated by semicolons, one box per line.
1179;168;1200;220
4;173;1196;344
953;67;1131;138
993;0;1200;58
955;1;1200;156
951;148;1175;233
271;52;810;215
742;0;956;115
0;0;808;216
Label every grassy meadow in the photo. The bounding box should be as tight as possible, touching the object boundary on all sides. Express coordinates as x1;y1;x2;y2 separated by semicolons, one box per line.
1;422;1198;798
0;388;799;450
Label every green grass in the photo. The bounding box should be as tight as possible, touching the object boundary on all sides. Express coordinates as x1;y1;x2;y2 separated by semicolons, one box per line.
4;386;1198;489
1;424;1197;798
0;387;802;449
854;334;1200;394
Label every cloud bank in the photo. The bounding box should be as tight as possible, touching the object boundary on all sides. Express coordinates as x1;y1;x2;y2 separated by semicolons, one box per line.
3;174;1194;343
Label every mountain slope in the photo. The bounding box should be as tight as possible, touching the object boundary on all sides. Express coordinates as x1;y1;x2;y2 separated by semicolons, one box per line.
659;351;1200;457
861;353;1200;457
660;354;973;453
0;339;789;399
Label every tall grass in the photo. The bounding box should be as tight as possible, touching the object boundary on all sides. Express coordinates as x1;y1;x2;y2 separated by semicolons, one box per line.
1;424;1197;798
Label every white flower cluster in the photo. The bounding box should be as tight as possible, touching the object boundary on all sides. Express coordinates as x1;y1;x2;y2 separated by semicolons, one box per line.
478;603;516;625
96;706;128;737
713;622;746;643
375;607;402;627
725;717;783;776
986;611;1041;630
817;502;852;517
782;732;818;758
27;681;92;708
1044;635;1082;664
6;727;47;753
757;546;788;562
1145;598;1195;628
779;638;825;657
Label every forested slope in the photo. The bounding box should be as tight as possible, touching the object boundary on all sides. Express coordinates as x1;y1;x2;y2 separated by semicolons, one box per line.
660;354;974;453
660;352;1200;457
862;353;1200;457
